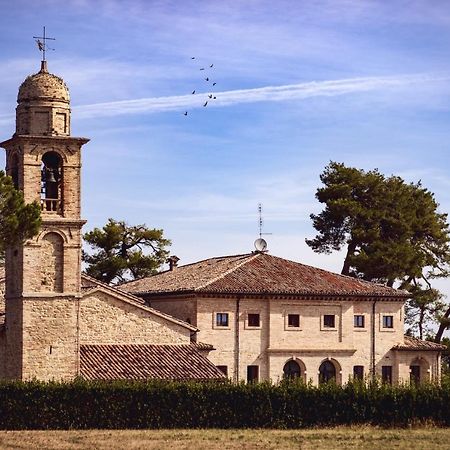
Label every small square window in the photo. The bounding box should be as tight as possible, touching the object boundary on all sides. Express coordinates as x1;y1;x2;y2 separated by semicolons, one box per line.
248;313;260;327
383;315;394;328
382;365;392;384
323;315;335;328
354;315;365;328
217;365;228;376
247;365;259;383
216;313;229;327
353;365;364;380
288;314;300;328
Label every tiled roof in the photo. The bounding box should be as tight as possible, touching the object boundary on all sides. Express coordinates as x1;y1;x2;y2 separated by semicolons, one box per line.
80;344;225;381
120;252;408;299
392;335;447;351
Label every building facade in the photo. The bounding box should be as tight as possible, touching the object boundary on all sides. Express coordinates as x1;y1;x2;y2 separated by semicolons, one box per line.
121;252;445;385
0;61;223;382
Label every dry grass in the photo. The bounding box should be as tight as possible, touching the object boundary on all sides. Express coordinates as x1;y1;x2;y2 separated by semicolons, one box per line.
0;427;448;450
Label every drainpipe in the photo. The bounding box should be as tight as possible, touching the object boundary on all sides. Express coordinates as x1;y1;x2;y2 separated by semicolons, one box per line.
235;296;240;383
371;300;377;380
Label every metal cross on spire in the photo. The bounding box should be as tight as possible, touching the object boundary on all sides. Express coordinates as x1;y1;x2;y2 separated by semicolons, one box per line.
33;26;55;62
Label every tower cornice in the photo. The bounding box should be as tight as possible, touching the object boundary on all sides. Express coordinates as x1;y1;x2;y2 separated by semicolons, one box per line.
0;135;89;148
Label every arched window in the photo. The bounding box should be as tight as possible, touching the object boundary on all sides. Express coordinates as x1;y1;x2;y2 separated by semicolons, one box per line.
410;357;430;385
41;151;62;212
319;360;336;384
9;153;19;189
283;360;301;378
40;232;64;292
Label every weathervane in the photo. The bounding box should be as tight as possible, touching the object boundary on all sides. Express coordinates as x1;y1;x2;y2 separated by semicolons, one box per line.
254;203;272;252
33;26;55;62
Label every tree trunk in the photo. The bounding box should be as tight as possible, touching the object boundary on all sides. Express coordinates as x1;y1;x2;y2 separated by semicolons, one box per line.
341;241;357;276
435;306;450;342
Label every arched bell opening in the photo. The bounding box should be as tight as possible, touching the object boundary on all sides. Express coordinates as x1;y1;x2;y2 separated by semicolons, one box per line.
9;153;19;189
410;356;430;385
283;358;306;382
41;151;62;213
319;358;342;385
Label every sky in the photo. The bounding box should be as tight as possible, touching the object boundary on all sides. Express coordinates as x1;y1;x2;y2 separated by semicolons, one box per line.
1;0;450;334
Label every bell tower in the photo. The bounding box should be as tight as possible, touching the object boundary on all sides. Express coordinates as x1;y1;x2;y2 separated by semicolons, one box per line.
0;59;89;380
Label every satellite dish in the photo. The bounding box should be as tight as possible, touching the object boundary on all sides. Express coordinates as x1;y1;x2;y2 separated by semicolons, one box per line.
254;238;267;252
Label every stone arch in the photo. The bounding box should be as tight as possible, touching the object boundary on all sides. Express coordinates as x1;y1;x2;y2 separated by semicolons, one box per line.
40;232;64;292
319;358;342;385
41;151;63;213
37;229;68;244
410;356;431;385
283;358;306;382
8;152;20;189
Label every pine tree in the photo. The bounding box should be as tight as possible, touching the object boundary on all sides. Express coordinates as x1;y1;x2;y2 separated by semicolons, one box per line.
307;162;450;340
0;171;41;260
82;219;171;284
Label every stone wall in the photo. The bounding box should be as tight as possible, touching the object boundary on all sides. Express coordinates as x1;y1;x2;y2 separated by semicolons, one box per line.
80;290;191;345
147;295;411;384
20;296;78;381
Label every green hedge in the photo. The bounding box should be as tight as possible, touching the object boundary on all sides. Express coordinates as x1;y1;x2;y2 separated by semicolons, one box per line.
0;379;448;429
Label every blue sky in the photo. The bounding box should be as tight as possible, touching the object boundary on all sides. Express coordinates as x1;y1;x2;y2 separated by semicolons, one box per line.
1;0;450;329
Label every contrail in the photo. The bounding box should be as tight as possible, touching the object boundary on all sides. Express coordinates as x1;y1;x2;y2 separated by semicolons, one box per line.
0;74;447;126
72;74;449;118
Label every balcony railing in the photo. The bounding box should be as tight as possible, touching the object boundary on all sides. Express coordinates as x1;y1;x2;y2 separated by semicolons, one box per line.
41;198;61;213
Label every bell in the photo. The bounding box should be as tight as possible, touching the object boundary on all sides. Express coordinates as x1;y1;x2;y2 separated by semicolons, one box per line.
46;168;57;183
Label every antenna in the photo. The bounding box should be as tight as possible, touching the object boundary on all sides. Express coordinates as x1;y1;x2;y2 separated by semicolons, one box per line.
254;203;272;252
33;26;55;62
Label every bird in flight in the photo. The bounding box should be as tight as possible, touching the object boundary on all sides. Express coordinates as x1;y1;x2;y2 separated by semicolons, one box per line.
205;77;209;81
203;101;208;107
210;64;214;68
192;90;196;94
184;111;188;116
191;57;195;59
212;82;216;86
208;94;213;98
200;67;205;70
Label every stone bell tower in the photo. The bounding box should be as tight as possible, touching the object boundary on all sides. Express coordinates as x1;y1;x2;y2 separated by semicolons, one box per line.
0;60;89;380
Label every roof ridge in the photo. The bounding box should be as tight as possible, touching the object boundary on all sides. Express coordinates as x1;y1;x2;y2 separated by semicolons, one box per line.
196;252;260;290
265;253;409;294
119;252;253;287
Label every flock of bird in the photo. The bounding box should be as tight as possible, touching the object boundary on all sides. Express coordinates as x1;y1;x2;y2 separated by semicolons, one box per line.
184;57;218;116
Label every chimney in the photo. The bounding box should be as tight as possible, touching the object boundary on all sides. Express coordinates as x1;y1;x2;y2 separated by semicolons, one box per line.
168;255;180;271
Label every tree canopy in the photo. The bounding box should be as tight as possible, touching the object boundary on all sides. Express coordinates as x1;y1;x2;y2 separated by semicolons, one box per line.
82;219;171;284
307;162;450;340
0;171;41;260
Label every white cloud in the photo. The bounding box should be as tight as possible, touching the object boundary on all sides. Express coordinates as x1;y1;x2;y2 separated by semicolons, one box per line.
73;73;450;119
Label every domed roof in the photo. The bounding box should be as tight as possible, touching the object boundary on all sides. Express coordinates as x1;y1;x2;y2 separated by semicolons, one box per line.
18;62;70;104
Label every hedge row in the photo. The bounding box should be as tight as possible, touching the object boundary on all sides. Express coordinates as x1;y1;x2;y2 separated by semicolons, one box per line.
0;378;448;429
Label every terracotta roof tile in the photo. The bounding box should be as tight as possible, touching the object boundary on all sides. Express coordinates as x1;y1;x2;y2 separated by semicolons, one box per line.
80;344;225;381
392;335;447;351
120;253;408;299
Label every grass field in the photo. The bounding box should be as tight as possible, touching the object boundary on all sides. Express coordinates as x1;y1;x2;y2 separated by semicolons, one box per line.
0;427;448;449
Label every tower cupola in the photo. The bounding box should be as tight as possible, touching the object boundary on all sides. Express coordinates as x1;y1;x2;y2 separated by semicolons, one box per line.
16;61;71;136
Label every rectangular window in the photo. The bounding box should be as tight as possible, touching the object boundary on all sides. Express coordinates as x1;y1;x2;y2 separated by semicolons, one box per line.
247;365;259;383
217;365;228;377
382;315;394;328
382;365;392;384
288;314;300;328
353;365;364;380
216;312;229;327
323;314;335;328
247;313;260;327
354;315;365;328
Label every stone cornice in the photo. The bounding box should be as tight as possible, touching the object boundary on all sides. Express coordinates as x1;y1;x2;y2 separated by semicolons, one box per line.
267;348;357;355
0;134;90;148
